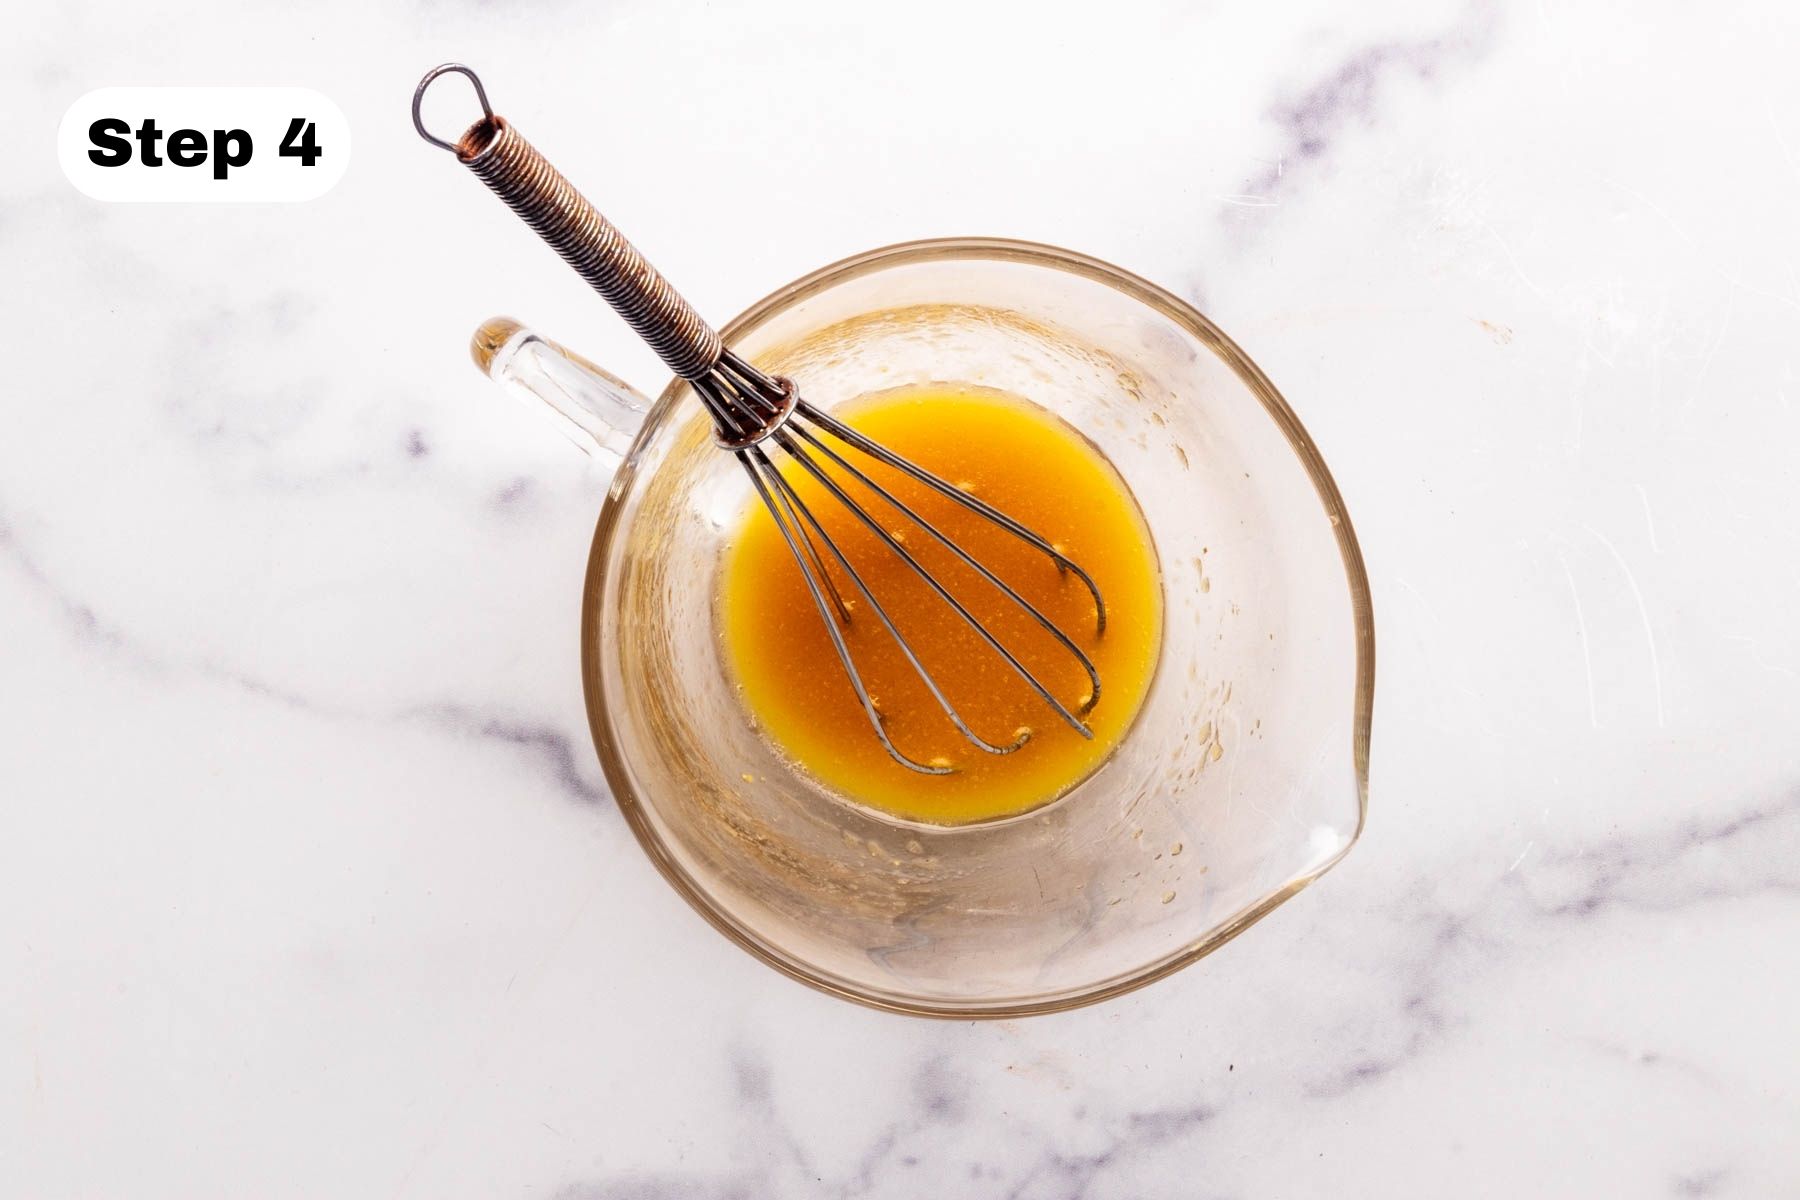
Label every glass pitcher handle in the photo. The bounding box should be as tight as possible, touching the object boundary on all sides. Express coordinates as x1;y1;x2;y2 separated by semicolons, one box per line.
470;317;651;467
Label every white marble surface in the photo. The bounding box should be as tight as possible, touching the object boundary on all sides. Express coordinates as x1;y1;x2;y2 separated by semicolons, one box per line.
5;0;1799;1195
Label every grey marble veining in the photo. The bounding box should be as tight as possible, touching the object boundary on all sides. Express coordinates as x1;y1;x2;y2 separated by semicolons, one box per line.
4;0;1798;1196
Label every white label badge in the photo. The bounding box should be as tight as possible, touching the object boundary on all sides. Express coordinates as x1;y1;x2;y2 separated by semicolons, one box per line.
58;87;350;203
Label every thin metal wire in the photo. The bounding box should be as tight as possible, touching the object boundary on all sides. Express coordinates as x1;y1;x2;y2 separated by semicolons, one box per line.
695;373;852;627
758;445;1030;759
418;64;1110;774
412;64;491;152
741;451;950;776
799;400;1108;636
782;423;1102;722
772;428;1092;738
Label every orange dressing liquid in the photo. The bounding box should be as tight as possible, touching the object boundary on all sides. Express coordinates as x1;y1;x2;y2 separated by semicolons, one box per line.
719;385;1162;825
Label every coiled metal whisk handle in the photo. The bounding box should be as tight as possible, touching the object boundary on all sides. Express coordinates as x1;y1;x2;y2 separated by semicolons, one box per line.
412;64;723;381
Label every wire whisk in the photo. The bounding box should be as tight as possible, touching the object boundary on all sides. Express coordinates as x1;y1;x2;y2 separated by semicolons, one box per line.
414;64;1105;774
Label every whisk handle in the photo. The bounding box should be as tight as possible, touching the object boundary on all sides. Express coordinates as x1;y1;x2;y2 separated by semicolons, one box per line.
437;104;723;381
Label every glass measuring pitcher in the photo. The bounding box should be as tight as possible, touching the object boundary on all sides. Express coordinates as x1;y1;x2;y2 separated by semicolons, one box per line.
473;237;1373;1016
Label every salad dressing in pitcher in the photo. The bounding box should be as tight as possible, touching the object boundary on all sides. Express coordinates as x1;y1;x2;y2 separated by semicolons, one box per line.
719;385;1163;825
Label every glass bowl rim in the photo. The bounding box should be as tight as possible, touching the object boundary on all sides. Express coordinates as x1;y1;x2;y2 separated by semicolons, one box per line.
578;235;1375;1018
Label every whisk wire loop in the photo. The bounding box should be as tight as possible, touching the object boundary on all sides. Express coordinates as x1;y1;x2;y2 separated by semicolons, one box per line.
771;428;1096;739
758;448;1031;760
738;453;948;775
783;422;1103;718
